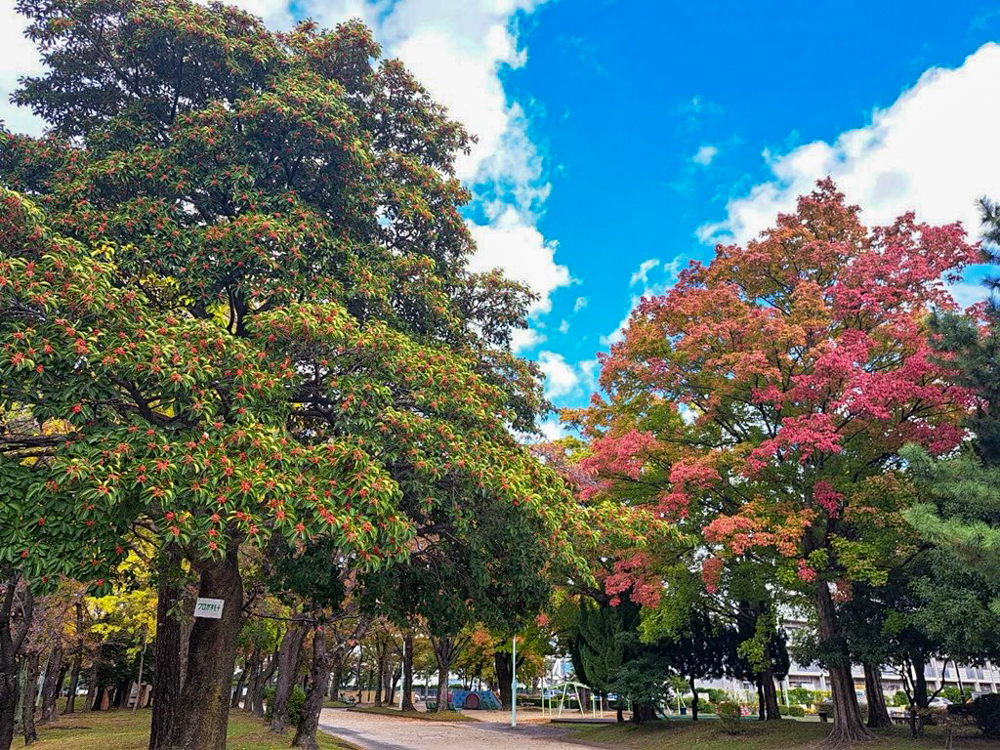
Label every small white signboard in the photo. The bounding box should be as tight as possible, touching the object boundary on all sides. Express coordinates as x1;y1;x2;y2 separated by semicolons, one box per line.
194;597;225;619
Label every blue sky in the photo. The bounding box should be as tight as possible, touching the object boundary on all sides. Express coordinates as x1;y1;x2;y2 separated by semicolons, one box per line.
3;0;1000;436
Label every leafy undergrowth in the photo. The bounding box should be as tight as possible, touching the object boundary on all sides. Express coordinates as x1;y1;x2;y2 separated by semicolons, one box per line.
347;705;477;722
570;718;998;749
31;708;357;750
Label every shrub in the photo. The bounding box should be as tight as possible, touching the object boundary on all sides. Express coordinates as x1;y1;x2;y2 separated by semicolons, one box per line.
263;685;306;727
893;690;910;707
789;705;805;717
706;688;729;704
971;694;1000;738
787;687;815;706
288;685;306;727
716;701;741;734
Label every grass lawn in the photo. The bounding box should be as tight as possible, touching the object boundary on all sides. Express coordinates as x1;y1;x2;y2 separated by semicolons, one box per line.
31;708;357;750
570;717;998;749
323;699;353;708
347;705;477;722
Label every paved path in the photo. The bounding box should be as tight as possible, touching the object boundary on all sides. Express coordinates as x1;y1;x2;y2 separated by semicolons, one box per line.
319;709;584;750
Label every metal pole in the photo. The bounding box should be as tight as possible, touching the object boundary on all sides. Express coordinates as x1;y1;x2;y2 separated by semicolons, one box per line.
511;636;517;727
399;637;406;711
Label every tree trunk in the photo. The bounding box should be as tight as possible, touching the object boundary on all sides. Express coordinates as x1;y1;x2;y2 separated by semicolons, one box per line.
757;680;766;721
373;638;387;706
63;603;84;716
689;675;699;721
761;668;781;721
864;663;891;729
21;651;38;745
816;581;872;745
328;651;342;702
167;548;244;750
269;615;307;733
39;642;63;724
231;653;252;709
401;634;414;712
494;650;513;710
433;638;453;713
912;652;929;708
86;643;103;711
630;702;657;724
292;626;329;750
252;654;277;717
150;544;184;750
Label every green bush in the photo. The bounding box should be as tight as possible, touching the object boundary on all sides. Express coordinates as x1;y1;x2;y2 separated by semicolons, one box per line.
706;688;729;704
789;705;805;717
787;687;814;706
941;686;972;704
263;685;306;727
716;701;741;734
893;690;910;707
970;694;1000;738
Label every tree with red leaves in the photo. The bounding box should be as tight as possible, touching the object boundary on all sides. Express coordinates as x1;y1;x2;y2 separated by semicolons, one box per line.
578;180;976;744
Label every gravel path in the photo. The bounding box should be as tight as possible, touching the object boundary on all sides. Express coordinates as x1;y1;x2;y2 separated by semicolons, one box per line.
319;708;583;750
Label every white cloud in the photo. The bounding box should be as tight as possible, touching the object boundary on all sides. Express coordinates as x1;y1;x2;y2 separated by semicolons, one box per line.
558;319;570;334
510;326;545;353
537;350;580;400
947;280;989;308
538;415;570;441
579;358;599;391
629;258;660;287
692;144;718;166
699;43;1000;246
0;5;45;135
467;206;570;316
574;296;588;312
602;256;685;346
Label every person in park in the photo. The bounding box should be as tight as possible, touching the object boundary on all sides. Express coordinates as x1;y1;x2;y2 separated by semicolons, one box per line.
0;1;579;749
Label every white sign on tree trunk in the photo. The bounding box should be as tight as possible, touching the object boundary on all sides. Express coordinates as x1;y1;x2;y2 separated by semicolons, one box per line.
194;597;225;619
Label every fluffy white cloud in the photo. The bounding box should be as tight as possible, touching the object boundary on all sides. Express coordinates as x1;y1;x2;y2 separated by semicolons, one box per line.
691;144;718;166
0;5;44;135
574;296;588;312
629;258;660;287
510;326;546;353
538;415;570;441
537;350;580;400
699;43;1000;245
467;206;570;315
558;319;570;334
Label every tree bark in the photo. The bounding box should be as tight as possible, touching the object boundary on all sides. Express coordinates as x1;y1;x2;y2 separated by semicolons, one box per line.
630;702;657;724
63;603;84;715
816;581;872;745
431;636;457;713
373;637;387;706
292;626;329;750
761;668;782;721
689;675;699;721
167;547;244;750
21;651;38;745
86;642;103;711
231;653;252;708
251;653;277;717
269;615;307;733
864;662;891;729
150;544;184;750
401;633;414;712
38;642;63;724
494;650;513;710
0;582;27;750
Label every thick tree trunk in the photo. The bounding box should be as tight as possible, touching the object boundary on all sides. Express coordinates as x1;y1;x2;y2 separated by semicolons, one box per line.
433;638;452;713
38;642;63;724
757;680;766;721
494;650;513;710
0;675;13;750
22;651;38;745
761;668;782;721
328;651;342;702
401;634;414;712
63;603;84;716
631;702;657;724
816;582;872;745
373;638;387;706
912;652;929;708
689;675;699;720
864;663;891;729
150;544;184;750
269;616;307;733
292;626;329;750
86;642;103;711
167;548;243;750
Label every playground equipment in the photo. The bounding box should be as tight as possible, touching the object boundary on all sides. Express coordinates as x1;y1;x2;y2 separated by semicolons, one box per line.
540;680;606;719
449;689;503;710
